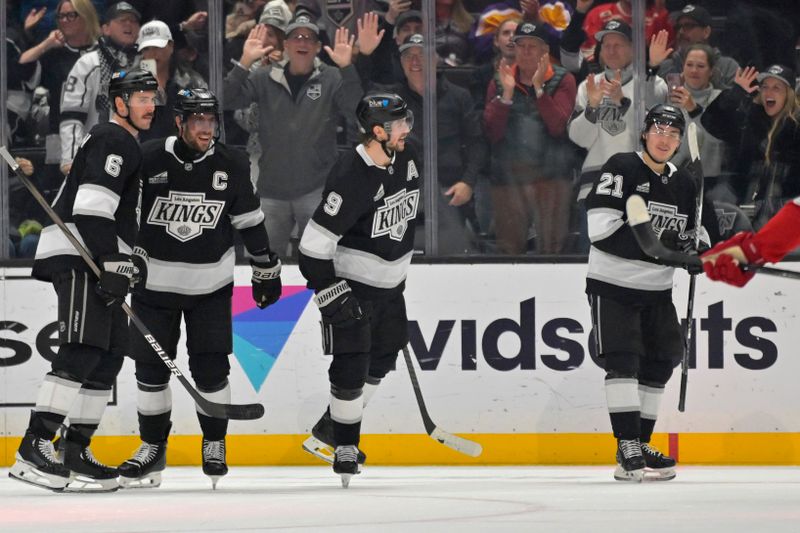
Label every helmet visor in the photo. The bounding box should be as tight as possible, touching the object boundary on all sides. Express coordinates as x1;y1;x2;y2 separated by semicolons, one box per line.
385;110;414;135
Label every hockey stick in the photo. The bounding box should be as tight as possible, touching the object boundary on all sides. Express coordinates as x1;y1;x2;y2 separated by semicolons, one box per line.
678;123;703;411
402;345;482;457
626;195;800;279
0;146;264;421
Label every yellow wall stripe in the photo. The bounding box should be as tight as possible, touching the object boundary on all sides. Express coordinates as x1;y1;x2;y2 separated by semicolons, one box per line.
3;433;800;467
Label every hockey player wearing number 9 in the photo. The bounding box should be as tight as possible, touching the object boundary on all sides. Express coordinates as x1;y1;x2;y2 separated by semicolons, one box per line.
115;89;282;490
10;69;158;492
584;104;720;482
298;92;419;487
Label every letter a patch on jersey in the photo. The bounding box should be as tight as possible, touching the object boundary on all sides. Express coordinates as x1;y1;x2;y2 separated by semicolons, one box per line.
371;189;419;241
406;160;419;181
147;191;225;242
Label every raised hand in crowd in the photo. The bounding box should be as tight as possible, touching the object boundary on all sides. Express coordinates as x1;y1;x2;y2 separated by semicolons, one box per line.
240;25;275;69
181;11;208;32
386;0;412;25
648;29;673;68
734;66;759;94
586;72;603;107
531;53;550;92
498;59;517;101
43;29;66;51
24;7;47;33
356;12;385;56
520;0;541;21
576;0;594;14
444;182;474;206
669;85;697;112
324;27;356;68
602;69;624;105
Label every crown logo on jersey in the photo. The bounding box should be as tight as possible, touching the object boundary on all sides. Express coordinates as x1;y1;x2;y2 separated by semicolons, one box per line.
371;188;419;242
147;191;225;243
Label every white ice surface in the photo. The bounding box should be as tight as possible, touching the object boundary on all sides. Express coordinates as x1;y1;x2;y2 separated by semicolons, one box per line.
1;466;799;533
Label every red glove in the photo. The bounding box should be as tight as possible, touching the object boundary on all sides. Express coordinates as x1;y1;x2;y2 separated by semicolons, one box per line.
700;231;765;287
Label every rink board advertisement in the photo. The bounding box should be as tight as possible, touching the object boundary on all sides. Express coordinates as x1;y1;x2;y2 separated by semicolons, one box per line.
2;264;800;465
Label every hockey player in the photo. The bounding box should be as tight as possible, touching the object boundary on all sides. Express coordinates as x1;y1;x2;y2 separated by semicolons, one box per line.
10;68;158;492
701;197;800;286
584;104;720;482
298;92;418;487
116;88;282;490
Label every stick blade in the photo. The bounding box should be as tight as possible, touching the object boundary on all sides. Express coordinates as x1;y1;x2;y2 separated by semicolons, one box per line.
430;427;483;457
625;194;650;226
199;399;265;421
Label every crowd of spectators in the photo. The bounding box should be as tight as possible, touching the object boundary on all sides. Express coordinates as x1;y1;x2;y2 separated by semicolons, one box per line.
3;0;800;259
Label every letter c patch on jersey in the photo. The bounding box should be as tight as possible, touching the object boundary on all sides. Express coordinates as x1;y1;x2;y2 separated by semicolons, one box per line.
212;171;228;191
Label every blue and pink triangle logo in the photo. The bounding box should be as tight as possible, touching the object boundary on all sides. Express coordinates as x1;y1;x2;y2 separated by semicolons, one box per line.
232;286;314;392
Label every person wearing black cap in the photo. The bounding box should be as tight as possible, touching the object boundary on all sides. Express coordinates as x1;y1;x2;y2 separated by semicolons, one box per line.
381;33;487;254
569;20;669;252
585;103;720;482
59;1;141;176
484;21;577;254
223;13;363;259
657;4;739;90
10;68;157;493
702;64;800;228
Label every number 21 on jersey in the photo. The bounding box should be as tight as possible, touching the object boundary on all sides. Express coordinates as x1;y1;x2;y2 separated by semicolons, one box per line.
596;173;623;198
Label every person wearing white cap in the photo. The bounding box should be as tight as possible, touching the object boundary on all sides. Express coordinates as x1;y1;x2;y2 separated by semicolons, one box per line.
137;20;206;141
702;64;800;228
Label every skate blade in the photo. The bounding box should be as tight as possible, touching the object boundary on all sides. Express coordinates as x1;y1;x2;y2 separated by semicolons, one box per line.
643;467;676;481
8;461;68;492
208;475;222;490
613;465;645;482
119;472;162;489
64;474;120;493
340;473;353;488
302;436;334;465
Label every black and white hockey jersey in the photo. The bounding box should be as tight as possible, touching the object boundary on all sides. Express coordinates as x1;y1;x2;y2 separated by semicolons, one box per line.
298;144;421;300
32;121;142;281
135;136;269;308
585;151;720;303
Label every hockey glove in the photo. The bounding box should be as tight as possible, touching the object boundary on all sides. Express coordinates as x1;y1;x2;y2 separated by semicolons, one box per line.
251;253;282;309
659;228;695;254
96;254;138;306
314;280;364;328
130;249;148;293
700;231;764;287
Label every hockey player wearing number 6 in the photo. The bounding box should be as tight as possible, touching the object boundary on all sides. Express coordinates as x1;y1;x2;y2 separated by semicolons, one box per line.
584;104;720;482
298;92;419;488
116;89;282;490
10;69;157;492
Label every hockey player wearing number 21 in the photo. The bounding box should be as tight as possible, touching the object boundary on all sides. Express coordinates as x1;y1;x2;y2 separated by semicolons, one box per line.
584;104;720;482
10;69;158;492
298;92;419;488
115;89;282;490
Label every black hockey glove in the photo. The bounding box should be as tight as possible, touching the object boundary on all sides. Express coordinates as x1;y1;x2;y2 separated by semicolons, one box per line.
96;254;138;306
251;253;282;309
314;280;364;328
130;249;148;293
659;229;695;254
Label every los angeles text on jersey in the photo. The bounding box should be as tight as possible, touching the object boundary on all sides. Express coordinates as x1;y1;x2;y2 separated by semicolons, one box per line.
147;190;225;242
648;200;687;233
371;188;419;241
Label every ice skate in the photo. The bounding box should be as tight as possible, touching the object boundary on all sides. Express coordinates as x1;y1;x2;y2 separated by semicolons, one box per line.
8;431;70;491
202;438;228;490
641;442;677;481
62;440;120;492
118;440;167;488
302;410;366;468
333;445;361;488
614;438;645;482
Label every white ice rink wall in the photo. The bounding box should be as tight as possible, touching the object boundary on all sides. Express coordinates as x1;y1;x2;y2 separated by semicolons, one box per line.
2;264;799;466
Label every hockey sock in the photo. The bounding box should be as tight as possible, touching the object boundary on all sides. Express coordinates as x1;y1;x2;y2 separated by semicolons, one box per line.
63;385;112;445
137;382;173;443
196;381;230;441
330;386;363;446
32;372;84;439
362;377;381;407
638;382;665;443
605;374;641;440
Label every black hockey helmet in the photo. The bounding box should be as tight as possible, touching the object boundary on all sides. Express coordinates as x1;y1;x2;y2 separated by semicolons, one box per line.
175;88;220;117
109;68;159;100
356;92;413;136
644;104;686;136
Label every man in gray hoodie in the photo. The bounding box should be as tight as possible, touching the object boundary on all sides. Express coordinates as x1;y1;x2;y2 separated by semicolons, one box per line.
224;14;363;258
